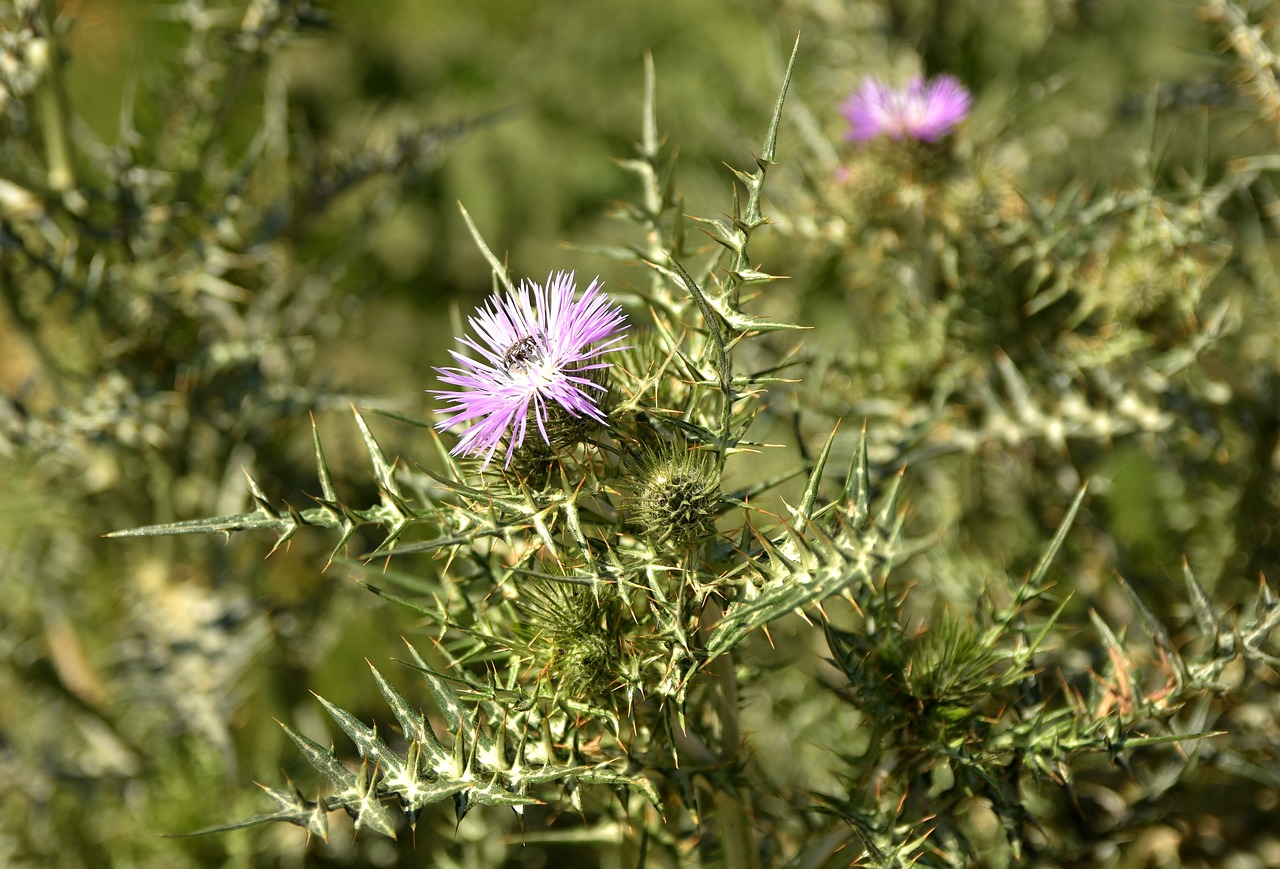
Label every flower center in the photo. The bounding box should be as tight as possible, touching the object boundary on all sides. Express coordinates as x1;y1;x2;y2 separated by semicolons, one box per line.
501;334;545;376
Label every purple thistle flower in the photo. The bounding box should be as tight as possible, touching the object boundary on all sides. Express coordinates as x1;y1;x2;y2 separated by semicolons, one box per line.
841;74;972;143
432;271;629;468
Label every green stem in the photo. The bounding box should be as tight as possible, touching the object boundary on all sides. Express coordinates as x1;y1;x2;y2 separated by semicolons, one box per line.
36;0;76;192
714;788;759;869
712;649;757;869
640;52;668;303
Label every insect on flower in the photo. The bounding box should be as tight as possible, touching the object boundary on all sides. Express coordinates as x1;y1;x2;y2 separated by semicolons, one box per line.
432;271;629;468
501;335;544;374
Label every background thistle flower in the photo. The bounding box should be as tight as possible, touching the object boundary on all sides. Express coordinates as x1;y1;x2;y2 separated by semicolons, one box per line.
432;271;628;467
841;74;972;143
630;441;720;550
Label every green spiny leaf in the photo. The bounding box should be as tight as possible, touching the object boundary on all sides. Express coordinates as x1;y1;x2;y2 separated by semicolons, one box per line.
1182;559;1220;643
761;34;799;166
367;661;449;768
793;422;839;522
352;407;406;507
313;693;402;778
311;413;338;503
401;640;469;733
458;200;514;293
845;424;871;529
277;720;357;791
1114;571;1189;687
1027;485;1087;589
345;758;397;838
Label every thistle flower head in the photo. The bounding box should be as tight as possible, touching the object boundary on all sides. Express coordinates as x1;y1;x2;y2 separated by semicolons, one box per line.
841;74;972;143
432;272;629;467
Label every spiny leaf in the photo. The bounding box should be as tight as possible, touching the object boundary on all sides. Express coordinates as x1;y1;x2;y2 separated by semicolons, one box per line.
1114;572;1190;687
762;34;800;165
311;413;338;503
166;782;329;840
313;693;401;777
367;661;448;768
352;407;406;507
458;200;514;293
669;256;732;453
1104;730;1227;750
345;759;398;838
845;424;871;529
705;519;886;663
468;775;543;810
105;510;289;539
875;466;905;531
1182;559;1220;644
717;304;809;334
277;720;356;791
1023;591;1076;659
368;406;438;431
1027;486;1087;589
575;767;663;812
793;422;839;523
401;639;469;732
354;580;447;621
244;469;281;518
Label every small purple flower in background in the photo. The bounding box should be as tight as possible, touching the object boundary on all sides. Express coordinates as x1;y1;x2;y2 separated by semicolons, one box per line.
433;271;629;468
841;74;972;143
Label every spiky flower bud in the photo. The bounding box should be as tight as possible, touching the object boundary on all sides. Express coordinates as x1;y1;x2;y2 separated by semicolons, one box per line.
556;633;617;699
630;442;720;550
1099;250;1173;321
517;581;619;699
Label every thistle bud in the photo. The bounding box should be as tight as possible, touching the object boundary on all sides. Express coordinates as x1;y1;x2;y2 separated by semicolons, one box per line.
556;634;617;699
1099;251;1172;321
517;581;619;700
630;442;720;550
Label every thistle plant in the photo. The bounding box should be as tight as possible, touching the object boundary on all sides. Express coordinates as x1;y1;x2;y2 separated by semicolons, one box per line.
11;0;1280;866
101;11;1280;862
109;43;836;859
